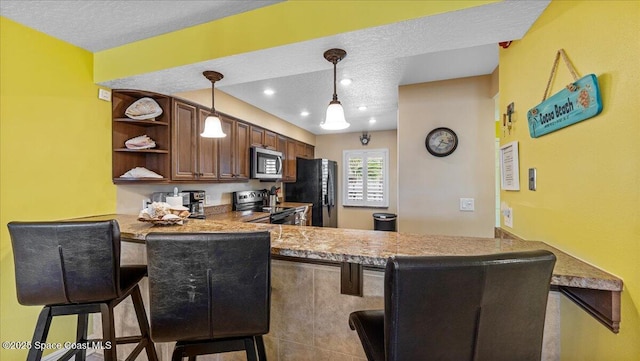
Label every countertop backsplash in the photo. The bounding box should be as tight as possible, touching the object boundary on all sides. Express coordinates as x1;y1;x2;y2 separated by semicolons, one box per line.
115;180;272;214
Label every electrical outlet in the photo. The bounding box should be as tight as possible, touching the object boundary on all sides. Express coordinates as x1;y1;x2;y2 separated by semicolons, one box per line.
503;207;513;228
98;89;111;101
459;198;474;211
205;195;212;205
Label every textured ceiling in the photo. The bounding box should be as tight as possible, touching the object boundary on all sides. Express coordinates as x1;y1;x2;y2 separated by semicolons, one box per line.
0;0;282;51
1;0;550;135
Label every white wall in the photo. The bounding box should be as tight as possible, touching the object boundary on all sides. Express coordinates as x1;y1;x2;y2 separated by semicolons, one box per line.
398;75;495;237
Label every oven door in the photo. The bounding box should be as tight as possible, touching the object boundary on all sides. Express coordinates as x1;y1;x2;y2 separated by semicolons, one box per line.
270;209;296;225
251;147;283;180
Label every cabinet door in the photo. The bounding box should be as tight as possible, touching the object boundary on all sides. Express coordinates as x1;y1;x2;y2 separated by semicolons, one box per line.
296;141;307;159
235;121;250;180
218;116;235;180
171;100;198;180
277;135;288;179
285;138;297;182
305;144;315;159
264;130;277;150
197;108;219;180
250;126;264;147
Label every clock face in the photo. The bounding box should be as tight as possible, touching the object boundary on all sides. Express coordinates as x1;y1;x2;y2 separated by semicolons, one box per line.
425;127;458;157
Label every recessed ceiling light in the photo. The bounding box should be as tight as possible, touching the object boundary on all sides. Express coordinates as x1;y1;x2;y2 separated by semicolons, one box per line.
263;89;275;95
369;118;377;124
340;78;352;86
358;106;367;111
300;111;310;116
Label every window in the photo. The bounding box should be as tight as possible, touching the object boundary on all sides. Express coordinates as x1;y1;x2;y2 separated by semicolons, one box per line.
343;148;389;207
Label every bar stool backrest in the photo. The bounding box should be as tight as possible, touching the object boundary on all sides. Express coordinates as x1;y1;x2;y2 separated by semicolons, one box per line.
145;232;271;343
8;220;121;306
384;250;556;361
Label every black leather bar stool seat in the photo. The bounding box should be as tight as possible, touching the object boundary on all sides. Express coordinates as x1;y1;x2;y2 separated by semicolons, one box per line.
349;250;556;361
8;220;158;361
146;231;271;361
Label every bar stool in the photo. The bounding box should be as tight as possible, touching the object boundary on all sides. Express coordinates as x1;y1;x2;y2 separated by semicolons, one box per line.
7;220;158;361
145;231;271;361
349;250;556;361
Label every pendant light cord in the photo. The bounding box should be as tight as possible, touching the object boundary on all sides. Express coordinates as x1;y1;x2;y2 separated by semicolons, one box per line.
332;60;338;102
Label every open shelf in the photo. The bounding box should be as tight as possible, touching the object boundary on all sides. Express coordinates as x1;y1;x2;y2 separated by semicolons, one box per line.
112;90;171;182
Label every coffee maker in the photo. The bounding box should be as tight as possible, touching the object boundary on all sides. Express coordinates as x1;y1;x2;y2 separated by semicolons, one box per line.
182;190;206;219
150;190;206;219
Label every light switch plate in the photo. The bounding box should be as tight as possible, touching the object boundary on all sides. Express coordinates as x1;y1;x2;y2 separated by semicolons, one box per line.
529;168;537;191
98;88;111;101
460;198;475;211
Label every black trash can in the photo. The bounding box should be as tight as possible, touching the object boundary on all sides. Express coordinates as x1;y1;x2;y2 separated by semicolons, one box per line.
373;213;397;232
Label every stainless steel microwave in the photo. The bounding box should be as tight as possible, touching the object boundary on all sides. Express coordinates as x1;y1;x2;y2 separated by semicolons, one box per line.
251;147;283;180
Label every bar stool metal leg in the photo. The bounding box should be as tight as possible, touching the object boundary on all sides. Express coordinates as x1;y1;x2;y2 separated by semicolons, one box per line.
255;336;267;361
75;313;89;361
131;285;159;361
244;337;257;361
100;303;117;361
27;307;52;361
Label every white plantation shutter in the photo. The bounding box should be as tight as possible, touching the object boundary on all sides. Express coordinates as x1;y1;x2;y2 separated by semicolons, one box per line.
343;149;389;207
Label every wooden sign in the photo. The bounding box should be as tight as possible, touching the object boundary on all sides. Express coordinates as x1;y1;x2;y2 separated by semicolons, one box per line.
527;74;603;138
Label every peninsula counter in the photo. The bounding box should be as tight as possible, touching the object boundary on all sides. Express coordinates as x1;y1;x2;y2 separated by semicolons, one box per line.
76;214;622;361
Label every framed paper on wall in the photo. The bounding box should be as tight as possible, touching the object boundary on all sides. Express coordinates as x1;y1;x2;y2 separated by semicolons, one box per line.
500;141;520;191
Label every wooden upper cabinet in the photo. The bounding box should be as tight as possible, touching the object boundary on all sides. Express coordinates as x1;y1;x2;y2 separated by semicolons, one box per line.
197;108;219;180
171;99;220;181
235;121;250;180
305;144;315;159
296;141;307;159
113;90;311;184
284;138;297;182
277;135;287;153
218;116;235;180
218;116;249;181
250;126;277;150
171;100;198;180
264;130;277;149
250;126;264;147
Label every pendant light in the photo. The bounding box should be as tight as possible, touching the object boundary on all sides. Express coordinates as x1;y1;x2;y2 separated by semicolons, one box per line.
200;71;227;138
320;48;350;130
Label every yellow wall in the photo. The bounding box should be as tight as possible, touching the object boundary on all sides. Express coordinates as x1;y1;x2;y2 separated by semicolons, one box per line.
499;1;640;359
314;130;398;230
0;17;116;359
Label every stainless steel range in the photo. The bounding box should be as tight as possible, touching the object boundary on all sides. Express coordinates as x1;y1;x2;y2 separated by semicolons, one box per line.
232;190;300;225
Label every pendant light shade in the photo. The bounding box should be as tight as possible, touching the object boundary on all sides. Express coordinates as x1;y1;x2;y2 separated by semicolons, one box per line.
200;71;227;138
323;101;348;130
320;49;350;130
200;114;226;138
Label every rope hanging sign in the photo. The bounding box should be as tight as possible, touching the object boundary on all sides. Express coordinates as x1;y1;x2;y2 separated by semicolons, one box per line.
527;49;603;138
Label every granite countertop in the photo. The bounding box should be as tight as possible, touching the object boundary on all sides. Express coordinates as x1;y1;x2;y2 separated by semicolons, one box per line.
79;214;622;292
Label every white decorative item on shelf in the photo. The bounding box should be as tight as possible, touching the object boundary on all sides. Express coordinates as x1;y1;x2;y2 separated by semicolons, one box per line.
120;167;163;179
124;134;156;149
125;97;163;120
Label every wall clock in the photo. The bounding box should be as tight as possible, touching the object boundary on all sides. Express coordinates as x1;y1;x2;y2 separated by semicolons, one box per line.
425;127;458;157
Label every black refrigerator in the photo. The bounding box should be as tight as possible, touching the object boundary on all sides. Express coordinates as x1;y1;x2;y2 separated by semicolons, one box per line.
285;158;338;227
